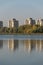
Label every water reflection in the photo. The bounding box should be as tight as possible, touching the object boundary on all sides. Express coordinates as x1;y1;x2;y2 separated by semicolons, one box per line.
0;39;43;52
24;40;43;52
0;40;3;49
8;40;19;51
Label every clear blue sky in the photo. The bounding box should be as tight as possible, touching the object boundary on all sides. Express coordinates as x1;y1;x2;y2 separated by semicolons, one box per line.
0;0;43;26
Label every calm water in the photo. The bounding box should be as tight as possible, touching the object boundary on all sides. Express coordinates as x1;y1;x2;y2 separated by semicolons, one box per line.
0;35;43;65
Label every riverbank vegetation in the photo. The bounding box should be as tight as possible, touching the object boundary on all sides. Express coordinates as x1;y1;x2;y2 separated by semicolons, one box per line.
0;25;43;34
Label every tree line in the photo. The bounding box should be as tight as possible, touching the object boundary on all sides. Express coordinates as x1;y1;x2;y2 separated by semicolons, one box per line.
0;25;43;34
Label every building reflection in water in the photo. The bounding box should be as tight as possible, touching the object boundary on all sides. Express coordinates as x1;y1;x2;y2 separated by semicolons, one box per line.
0;40;3;49
8;40;19;51
8;39;43;52
24;40;31;53
24;40;43;53
36;40;43;52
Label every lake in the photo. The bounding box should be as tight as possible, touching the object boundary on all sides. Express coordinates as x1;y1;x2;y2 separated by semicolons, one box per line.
0;35;43;65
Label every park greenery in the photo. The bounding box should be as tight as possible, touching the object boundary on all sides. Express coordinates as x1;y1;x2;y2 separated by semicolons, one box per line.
0;25;43;34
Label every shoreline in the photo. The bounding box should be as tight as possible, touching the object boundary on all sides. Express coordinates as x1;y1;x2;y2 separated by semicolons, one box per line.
0;33;43;35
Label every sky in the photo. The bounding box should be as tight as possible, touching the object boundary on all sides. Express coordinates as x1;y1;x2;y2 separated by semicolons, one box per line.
0;0;43;26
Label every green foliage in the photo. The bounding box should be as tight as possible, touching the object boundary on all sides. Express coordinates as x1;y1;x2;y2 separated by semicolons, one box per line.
0;27;17;34
0;25;43;34
18;25;33;34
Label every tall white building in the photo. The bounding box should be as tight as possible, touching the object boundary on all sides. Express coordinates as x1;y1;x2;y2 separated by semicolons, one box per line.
9;18;19;28
40;19;43;26
25;18;35;25
36;19;43;26
36;20;40;25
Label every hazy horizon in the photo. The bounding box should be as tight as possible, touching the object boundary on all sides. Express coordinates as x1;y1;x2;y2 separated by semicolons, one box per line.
0;0;43;26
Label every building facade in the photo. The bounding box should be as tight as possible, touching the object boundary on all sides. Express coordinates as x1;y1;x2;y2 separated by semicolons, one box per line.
40;19;43;26
25;18;35;25
36;19;43;26
0;21;3;27
36;20;40;25
9;18;19;28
